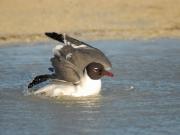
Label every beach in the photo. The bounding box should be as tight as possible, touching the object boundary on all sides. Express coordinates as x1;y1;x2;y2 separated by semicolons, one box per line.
0;0;180;43
1;1;180;134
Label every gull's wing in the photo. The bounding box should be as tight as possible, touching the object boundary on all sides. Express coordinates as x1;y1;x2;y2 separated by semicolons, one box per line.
46;32;112;71
51;57;81;84
69;47;112;72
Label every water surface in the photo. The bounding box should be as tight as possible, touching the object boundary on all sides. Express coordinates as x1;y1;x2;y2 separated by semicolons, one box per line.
0;40;180;135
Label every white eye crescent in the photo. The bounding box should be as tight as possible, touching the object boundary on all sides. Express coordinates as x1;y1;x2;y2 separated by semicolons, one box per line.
93;68;99;72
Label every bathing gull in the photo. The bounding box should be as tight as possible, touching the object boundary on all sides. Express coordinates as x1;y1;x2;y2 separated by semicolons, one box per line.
28;32;113;97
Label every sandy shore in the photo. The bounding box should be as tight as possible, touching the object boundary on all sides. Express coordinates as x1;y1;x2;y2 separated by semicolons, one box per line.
1;0;180;43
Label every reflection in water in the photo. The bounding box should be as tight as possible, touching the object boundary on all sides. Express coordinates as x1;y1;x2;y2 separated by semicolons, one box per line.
53;95;102;108
0;40;180;135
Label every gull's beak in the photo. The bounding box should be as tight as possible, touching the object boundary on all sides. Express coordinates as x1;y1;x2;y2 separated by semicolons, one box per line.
103;70;114;77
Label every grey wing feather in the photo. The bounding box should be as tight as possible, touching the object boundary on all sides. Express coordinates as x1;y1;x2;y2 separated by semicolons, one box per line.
69;47;112;71
51;57;81;83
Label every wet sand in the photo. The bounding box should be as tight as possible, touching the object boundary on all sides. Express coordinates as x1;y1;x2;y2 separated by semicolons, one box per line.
0;0;180;43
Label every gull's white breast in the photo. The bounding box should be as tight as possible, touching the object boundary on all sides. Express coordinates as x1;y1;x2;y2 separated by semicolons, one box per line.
34;71;101;97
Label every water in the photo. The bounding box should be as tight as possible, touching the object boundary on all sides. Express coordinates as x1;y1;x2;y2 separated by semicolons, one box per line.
0;39;180;135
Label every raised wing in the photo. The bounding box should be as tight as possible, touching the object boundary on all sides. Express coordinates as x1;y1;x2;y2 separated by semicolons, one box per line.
46;32;112;71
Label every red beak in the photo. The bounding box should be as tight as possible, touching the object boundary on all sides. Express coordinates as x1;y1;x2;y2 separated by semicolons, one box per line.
103;71;114;77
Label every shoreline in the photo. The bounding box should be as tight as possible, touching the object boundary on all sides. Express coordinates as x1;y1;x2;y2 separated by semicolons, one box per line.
1;28;180;44
1;0;180;44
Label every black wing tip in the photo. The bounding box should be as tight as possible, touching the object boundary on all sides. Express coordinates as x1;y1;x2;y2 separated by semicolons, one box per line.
28;83;33;89
45;32;89;46
45;32;60;36
45;32;64;42
28;74;52;89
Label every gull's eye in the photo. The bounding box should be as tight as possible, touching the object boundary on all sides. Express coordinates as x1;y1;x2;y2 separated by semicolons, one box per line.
93;68;103;76
93;68;99;72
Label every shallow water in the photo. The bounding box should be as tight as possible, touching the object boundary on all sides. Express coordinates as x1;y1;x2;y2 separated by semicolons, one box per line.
0;40;180;135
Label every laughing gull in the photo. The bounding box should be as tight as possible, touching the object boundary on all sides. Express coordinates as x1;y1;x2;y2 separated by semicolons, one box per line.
28;32;113;97
33;62;113;97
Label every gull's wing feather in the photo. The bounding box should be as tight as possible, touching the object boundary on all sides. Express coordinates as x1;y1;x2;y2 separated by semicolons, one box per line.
51;57;81;84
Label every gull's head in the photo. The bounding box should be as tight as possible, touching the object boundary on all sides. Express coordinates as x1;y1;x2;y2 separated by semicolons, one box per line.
85;62;113;80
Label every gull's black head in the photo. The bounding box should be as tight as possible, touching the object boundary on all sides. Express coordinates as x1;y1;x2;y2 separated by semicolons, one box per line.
85;62;113;80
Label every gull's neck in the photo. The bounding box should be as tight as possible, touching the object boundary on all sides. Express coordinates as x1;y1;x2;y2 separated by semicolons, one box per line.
74;70;101;96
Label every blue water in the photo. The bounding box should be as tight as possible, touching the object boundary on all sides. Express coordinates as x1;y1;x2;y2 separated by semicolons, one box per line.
0;39;180;135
